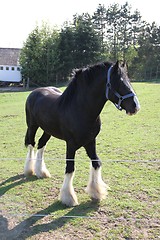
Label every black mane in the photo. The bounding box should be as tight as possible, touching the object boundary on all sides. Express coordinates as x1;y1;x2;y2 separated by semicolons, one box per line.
59;62;112;106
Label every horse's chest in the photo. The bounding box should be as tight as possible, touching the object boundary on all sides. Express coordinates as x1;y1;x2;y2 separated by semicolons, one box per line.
70;120;101;145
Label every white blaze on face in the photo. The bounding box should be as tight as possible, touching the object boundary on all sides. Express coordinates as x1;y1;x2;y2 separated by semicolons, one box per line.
134;95;140;112
127;81;140;113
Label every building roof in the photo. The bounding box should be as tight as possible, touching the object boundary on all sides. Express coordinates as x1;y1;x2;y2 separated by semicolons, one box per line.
0;48;21;66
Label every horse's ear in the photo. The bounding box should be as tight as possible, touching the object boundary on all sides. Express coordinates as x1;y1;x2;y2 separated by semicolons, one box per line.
113;60;119;73
75;69;83;78
121;61;128;69
121;61;128;74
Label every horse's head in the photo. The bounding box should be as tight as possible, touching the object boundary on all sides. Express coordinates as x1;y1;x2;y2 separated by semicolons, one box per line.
106;61;140;115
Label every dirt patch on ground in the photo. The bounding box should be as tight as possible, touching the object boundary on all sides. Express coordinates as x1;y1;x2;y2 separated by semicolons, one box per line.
1;208;159;240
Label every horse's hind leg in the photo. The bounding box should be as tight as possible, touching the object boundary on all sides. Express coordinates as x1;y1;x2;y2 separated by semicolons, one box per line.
24;125;38;176
35;132;51;178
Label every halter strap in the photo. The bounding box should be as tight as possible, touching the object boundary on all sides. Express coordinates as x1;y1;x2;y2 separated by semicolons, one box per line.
106;65;113;100
106;65;135;111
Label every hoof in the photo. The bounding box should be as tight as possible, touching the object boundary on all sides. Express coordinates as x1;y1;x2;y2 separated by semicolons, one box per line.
60;189;79;207
24;160;35;177
85;181;108;201
35;168;51;178
86;166;109;201
60;172;78;207
24;169;35;177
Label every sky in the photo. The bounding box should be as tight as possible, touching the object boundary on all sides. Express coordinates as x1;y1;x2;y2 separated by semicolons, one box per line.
0;0;160;48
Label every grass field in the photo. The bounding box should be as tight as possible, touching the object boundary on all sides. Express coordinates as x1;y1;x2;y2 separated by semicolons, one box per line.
0;83;160;239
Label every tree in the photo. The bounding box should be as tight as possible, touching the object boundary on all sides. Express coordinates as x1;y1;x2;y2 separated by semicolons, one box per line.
92;4;107;54
106;3;143;62
20;26;43;85
20;23;59;86
118;3;133;59
39;23;60;85
106;3;121;61
136;22;160;79
73;13;101;68
57;14;102;79
20;2;160;84
57;24;75;81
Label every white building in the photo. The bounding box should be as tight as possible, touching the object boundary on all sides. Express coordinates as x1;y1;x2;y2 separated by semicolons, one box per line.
0;48;22;84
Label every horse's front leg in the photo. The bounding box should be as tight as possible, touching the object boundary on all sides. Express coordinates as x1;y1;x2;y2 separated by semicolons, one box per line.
60;143;78;207
84;140;108;201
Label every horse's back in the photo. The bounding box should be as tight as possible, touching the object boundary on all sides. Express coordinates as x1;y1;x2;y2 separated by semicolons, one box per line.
43;87;62;96
26;87;62;106
29;86;62;98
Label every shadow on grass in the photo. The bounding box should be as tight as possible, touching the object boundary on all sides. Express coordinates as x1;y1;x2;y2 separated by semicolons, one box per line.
0;200;99;239
0;174;37;197
0;174;100;239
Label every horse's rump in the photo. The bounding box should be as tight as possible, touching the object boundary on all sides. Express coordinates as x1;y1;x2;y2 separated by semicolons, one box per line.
25;87;63;140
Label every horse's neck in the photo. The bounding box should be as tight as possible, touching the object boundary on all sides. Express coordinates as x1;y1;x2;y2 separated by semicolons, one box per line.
76;83;106;120
59;77;106;121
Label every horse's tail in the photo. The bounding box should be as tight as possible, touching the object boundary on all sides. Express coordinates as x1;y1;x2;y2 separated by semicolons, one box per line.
25;100;30;147
24;95;37;148
25;129;30;147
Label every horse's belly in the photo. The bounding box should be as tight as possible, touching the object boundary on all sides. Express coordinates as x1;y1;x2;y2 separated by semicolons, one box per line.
36;115;64;140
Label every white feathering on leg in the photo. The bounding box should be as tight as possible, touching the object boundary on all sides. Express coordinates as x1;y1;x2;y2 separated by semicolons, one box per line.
60;173;78;207
35;147;51;178
24;144;35;176
86;166;109;200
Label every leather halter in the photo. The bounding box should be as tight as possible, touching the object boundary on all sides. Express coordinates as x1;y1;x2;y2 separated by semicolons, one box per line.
106;65;135;111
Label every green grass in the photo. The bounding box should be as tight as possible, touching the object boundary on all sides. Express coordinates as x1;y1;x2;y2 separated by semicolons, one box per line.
0;83;160;239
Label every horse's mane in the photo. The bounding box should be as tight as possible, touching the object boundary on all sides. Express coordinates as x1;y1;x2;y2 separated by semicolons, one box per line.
59;62;112;106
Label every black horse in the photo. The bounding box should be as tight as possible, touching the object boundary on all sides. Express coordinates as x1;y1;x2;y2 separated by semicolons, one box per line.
24;61;140;207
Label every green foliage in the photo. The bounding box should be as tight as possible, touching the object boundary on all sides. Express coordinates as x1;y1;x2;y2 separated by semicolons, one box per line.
136;22;160;79
20;23;60;86
57;25;75;81
105;2;143;62
20;26;42;84
57;15;101;80
92;4;107;53
73;13;101;67
20;2;160;86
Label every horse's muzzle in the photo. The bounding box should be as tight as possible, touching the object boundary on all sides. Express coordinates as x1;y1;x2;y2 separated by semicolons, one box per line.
126;106;140;116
